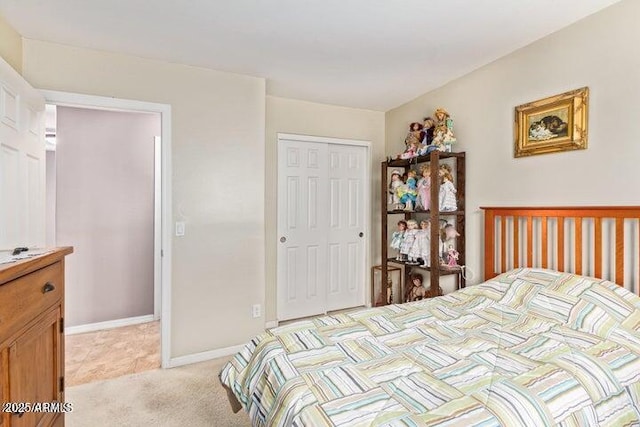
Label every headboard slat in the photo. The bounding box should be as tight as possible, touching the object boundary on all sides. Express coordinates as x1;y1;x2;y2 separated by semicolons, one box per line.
575;218;583;276
514;218;520;269
616;218;624;285
481;206;640;290
541;217;548;269
557;218;565;272
501;217;506;272
484;210;495;279
594;217;602;279
526;216;533;268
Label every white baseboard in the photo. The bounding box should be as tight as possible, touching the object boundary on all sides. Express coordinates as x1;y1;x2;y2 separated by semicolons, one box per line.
165;322;278;369
265;321;278;329
166;344;245;368
65;314;155;335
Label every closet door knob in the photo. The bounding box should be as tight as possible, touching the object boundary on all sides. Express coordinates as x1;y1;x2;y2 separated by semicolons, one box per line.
359;232;364;238
280;237;287;243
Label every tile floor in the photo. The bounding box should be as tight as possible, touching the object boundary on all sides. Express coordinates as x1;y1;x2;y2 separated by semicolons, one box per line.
65;320;160;386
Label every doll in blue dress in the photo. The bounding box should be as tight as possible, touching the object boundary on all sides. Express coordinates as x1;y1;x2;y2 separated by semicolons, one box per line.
398;170;418;212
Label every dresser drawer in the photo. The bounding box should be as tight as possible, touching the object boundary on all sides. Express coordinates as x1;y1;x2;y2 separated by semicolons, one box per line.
0;261;63;343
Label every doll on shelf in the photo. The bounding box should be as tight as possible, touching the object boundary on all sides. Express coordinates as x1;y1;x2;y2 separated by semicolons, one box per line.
432;127;456;152
409;220;429;267
438;221;460;265
439;222;460;264
390;220;407;260
440;223;460;243
388;169;404;210
376;274;394;306
416;165;431;211
446;245;460;267
398;169;418;211
438;164;457;212
376;275;393;307
419;220;431;267
399;145;417;159
402;122;424;158
400;219;419;264
433;108;453;137
406;273;427;302
386;274;394;304
422;117;436;146
417;117;439;156
432;108;457;152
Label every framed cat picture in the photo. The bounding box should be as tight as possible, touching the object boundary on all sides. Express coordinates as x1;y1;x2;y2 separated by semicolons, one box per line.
514;87;589;157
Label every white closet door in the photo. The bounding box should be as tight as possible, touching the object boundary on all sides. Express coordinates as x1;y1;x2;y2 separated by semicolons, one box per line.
277;136;368;321
0;58;45;249
326;145;366;311
277;139;328;321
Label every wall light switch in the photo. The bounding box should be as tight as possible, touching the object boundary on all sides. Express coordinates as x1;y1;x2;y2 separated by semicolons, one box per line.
175;221;185;236
252;304;261;318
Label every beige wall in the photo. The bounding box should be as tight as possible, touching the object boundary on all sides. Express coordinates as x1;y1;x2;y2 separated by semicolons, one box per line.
265;96;385;321
15;0;637;353
22;39;266;358
0;14;22;74
56;107;159;327
386;0;640;284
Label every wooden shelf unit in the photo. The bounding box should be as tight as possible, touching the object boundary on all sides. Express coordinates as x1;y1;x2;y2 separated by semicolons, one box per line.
380;151;466;303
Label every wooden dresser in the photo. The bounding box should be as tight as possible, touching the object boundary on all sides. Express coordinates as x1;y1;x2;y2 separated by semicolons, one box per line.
0;247;73;427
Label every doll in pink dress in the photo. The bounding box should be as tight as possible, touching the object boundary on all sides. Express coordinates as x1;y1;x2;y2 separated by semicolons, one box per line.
440;223;460;265
416;165;431;211
446;245;459;267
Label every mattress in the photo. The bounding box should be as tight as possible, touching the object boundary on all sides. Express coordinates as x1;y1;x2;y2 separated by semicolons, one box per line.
220;268;640;426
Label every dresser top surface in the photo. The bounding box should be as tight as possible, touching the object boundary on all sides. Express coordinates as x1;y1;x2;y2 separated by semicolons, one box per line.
0;247;74;285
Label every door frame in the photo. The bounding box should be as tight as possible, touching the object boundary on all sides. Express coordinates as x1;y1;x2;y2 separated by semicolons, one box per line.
153;136;162;320
40;90;172;369
276;133;372;319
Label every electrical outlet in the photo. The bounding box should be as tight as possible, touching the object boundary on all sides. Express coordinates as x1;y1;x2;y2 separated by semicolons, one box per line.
252;304;261;318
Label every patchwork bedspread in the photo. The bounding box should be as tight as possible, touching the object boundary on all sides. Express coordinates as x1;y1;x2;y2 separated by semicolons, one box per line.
220;269;640;426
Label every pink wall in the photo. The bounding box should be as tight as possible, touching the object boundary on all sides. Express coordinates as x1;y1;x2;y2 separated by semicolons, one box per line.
55;106;160;327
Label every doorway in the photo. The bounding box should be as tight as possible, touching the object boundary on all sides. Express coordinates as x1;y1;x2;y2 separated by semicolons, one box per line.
276;133;371;321
42;90;172;373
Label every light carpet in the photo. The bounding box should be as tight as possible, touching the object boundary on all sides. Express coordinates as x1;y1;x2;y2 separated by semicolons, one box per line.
66;356;250;427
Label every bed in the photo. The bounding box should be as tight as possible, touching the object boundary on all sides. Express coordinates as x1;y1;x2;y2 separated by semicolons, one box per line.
220;206;640;426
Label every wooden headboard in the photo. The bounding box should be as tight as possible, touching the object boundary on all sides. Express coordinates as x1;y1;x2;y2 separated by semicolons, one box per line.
481;206;640;289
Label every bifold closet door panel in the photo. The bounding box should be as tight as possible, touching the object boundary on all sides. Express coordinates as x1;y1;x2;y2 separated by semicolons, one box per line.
326;144;366;312
277;140;329;321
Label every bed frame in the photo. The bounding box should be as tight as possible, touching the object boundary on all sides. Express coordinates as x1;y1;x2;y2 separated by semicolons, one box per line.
481;206;640;289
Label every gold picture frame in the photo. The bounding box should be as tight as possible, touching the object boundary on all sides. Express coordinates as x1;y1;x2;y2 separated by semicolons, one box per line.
514;87;588;157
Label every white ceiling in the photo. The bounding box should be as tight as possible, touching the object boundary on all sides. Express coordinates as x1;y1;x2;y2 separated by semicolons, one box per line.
0;0;621;111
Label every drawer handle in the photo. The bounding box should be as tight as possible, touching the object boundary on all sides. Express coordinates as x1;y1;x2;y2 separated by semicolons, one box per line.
42;282;56;293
